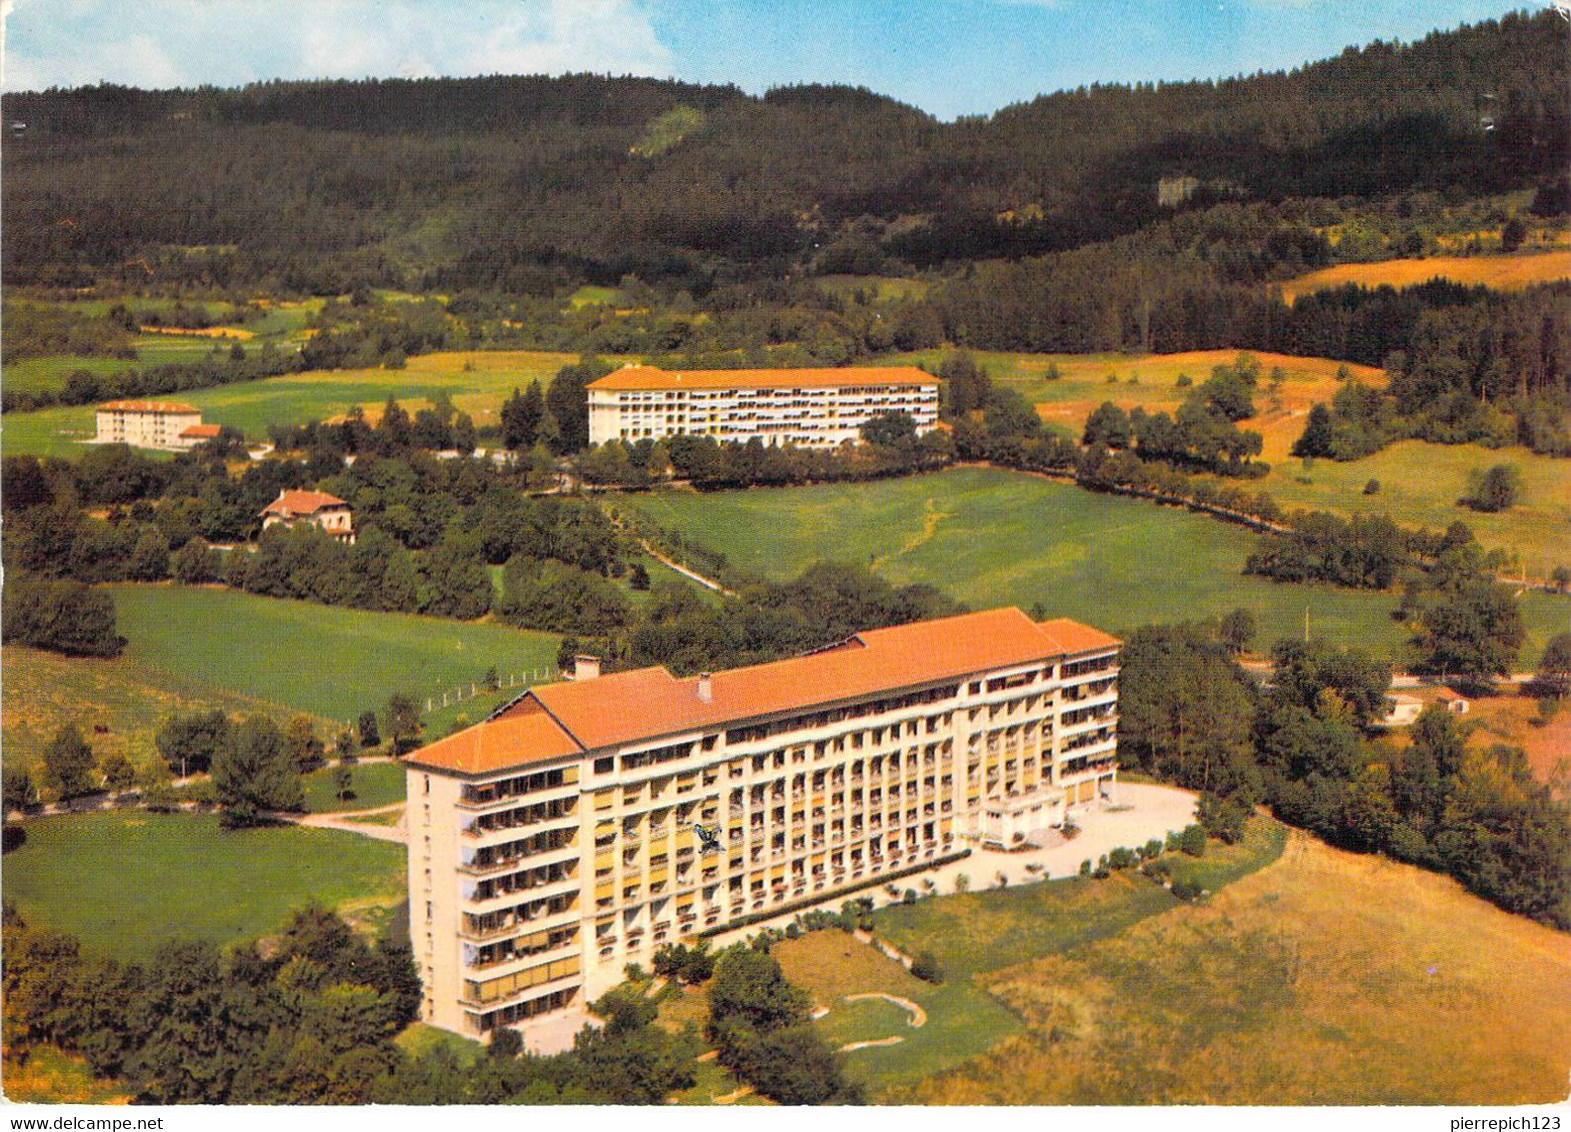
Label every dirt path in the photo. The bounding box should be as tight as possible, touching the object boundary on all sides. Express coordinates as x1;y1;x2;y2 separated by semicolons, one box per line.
840;1036;905;1052
844;992;927;1028
638;538;738;597
282;802;407;843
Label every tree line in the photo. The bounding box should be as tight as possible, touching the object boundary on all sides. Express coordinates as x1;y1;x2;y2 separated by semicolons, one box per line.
1119;619;1571;929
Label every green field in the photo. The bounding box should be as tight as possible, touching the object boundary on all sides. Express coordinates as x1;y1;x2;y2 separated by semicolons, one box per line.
1228;439;1571;571
624;467;1569;665
1;348;599;457
2;811;406;961
302;760;406;812
109;584;561;726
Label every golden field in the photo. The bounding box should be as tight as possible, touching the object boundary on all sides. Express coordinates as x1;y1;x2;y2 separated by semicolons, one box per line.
1277;251;1571;304
892;830;1571;1105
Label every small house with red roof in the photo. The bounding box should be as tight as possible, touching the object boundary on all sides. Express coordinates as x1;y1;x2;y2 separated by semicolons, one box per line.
260;489;355;543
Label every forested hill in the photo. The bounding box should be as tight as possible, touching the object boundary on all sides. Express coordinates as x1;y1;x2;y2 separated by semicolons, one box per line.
3;9;1565;292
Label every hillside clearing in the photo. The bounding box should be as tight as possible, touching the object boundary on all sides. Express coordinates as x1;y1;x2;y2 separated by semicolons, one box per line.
1277;251;1571;304
108;584;561;725
624;467;1566;665
894;829;1571;1104
2;811;406;962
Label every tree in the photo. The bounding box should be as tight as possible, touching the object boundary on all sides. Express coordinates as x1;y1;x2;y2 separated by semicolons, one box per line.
211;716;304;827
4;766;35;811
1082;401;1131;448
1501;216;1527;252
860;410;916;447
170;537;219;584
1291;403;1335;458
910;950;943;983
385;693;422;754
628;562;650;591
707;946;810;1036
1;576;125;658
1537;632;1571;698
285;714;324;772
1218;608;1256;655
1460;463;1522;512
1411;579;1525;684
126;530;170;581
331;765;353;803
42;725;97;799
155;709;232;777
356;710;381;751
99;752;137;794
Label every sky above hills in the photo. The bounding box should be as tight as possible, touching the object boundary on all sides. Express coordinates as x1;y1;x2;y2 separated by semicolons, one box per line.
1;0;1537;119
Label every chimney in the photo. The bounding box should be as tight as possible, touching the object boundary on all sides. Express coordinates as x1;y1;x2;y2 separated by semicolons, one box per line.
573;655;601;681
697;672;712;703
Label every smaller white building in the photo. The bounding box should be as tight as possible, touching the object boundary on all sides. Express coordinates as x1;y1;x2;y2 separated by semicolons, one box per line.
94;400;203;451
260;489;356;544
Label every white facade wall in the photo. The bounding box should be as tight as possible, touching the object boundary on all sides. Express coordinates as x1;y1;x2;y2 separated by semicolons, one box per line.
409;648;1119;1037
94;408;203;450
588;381;941;448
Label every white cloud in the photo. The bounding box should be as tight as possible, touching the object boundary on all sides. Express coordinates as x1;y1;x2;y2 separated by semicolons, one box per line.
2;0;673;91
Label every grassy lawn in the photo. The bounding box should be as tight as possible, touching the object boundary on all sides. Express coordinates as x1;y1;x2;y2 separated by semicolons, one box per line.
302;760;406;812
771;929;1020;1092
896;829;1571;1104
1;348;604;457
394;1023;484;1068
1;643;310;782
2;811;406;961
108;584;561;726
874;818;1287;982
623;466;1567;665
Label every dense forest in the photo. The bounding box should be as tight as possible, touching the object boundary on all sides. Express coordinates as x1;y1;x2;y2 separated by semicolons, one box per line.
3;11;1565;292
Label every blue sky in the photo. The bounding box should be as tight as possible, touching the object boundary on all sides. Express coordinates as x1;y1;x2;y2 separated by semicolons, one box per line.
1;0;1535;119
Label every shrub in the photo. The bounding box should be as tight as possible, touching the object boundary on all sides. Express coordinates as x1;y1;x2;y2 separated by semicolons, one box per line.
1061;816;1081;840
1178;824;1208;857
1171;878;1203;901
1142;858;1172;882
902;888;918;904
1078;859;1092;877
1142;838;1164;860
954;872;970;893
910;950;944;984
1107;846;1139;870
1175;374;1193;388
784;922;801;939
1363;478;1381;495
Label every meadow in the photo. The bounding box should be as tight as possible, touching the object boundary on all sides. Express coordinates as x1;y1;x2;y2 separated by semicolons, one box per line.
1220;438;1571;571
1277;250;1571;304
893;829;1571;1104
624;467;1568;665
1;348;598;457
109;584;562;726
302;760;407;813
1;643;312;781
1;810;406;961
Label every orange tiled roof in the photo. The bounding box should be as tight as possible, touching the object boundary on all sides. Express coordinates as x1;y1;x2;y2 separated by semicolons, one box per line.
179;423;223;438
260;489;349;517
587;363;937;392
98;399;199;414
520;607;1119;755
405;697;583;775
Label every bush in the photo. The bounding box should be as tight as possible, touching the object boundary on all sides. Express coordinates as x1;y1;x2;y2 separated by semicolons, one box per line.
1178;824;1208;857
1141;838;1164;860
1107;846;1139;870
910;950;944;984
1363;478;1381;495
1078;859;1092;877
2;575;125;658
1171;878;1204;901
902;888;918;904
953;872;970;893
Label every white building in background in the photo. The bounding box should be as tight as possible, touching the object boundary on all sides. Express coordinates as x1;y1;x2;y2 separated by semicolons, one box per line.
94;400;205;450
404;606;1120;1038
586;364;941;448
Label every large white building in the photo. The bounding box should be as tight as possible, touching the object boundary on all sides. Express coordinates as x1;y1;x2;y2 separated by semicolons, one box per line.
404;607;1120;1037
586;364;940;448
94;400;213;450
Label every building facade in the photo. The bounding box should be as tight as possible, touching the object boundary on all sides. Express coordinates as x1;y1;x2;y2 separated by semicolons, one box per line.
586;364;941;448
94;400;203;450
405;607;1120;1037
259;489;356;543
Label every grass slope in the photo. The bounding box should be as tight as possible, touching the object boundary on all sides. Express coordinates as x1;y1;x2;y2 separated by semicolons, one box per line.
302;761;406;813
1;349;603;457
2;811;405;961
1;643;310;781
895;829;1571;1104
109;584;560;725
624;467;1566;664
1278;250;1571;304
